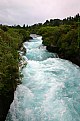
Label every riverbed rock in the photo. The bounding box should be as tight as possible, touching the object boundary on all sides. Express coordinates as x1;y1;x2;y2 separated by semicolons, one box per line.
46;45;59;53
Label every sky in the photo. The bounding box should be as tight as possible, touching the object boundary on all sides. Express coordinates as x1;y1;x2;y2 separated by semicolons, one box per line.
0;0;80;26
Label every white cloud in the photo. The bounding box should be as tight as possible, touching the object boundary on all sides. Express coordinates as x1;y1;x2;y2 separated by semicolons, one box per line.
0;0;80;25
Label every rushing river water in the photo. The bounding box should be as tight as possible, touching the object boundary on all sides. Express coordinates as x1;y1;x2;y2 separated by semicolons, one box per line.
6;36;80;121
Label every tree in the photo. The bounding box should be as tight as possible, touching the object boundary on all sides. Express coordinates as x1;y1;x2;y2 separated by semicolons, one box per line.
23;24;25;28
77;17;80;48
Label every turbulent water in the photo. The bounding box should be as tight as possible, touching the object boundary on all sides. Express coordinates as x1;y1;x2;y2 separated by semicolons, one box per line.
6;36;80;121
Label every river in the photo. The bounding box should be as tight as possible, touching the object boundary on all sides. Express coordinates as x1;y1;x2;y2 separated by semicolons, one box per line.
6;36;80;121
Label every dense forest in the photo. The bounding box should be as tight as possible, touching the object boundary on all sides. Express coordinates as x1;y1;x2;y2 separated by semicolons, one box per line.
0;26;30;120
0;13;80;120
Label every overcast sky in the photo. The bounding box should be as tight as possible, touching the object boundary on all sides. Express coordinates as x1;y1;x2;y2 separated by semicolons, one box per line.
0;0;80;26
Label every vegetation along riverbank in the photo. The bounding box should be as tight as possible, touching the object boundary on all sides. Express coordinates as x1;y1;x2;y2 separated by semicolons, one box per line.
0;26;30;121
29;13;80;66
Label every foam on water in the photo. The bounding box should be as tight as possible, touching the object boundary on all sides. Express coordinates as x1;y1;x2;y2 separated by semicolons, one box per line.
6;36;80;121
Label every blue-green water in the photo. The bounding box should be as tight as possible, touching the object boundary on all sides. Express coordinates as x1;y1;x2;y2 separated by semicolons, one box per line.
6;37;80;121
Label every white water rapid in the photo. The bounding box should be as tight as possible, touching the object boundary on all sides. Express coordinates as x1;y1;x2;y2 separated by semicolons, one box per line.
6;36;80;121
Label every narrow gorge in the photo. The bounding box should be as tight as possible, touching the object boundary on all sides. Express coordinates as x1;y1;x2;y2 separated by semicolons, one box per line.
6;36;80;121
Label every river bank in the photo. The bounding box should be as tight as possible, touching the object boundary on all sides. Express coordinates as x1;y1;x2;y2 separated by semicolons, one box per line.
0;27;30;121
0;45;27;121
46;45;80;67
